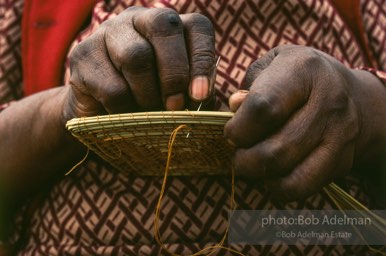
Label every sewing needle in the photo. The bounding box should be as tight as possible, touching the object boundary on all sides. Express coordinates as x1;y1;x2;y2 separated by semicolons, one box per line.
186;56;221;138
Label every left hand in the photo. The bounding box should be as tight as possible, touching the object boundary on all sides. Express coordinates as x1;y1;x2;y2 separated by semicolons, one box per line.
224;45;386;202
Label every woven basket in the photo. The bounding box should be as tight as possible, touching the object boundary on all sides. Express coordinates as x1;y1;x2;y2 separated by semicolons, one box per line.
67;111;386;246
66;111;235;176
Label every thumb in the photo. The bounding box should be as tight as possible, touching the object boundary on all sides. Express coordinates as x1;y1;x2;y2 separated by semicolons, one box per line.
229;90;249;112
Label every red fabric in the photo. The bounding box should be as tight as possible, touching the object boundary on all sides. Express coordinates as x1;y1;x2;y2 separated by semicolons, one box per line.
331;0;378;68
22;0;97;96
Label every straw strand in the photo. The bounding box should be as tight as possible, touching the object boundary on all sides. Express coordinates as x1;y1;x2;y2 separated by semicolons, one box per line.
64;148;90;176
153;124;245;256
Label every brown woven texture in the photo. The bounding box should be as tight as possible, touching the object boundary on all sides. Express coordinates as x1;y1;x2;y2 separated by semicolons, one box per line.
66;111;235;176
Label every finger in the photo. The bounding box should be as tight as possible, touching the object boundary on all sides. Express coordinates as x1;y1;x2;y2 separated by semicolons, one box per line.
267;98;359;201
186;90;216;110
179;14;216;103
229;47;279;110
265;142;355;202
229;90;249;112
233;102;327;178
242;48;278;89
133;8;190;110
224;48;314;148
69;34;135;114
102;11;161;110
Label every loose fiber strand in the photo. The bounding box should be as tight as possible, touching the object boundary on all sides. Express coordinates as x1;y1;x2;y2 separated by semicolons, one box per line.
153;125;245;256
64;147;90;176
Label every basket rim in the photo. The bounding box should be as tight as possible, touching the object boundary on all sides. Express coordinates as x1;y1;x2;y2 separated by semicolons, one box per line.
66;111;235;129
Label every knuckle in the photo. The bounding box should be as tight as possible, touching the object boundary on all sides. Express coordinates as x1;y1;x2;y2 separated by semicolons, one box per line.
328;88;350;113
69;41;90;64
249;93;282;121
248;59;268;73
69;32;104;65
190;54;215;76
270;44;297;56
120;6;145;23
297;48;324;71
117;42;154;71
277;45;322;73
183;13;213;32
99;84;127;107
161;72;189;95
69;70;82;87
124;6;144;13
154;8;180;24
69;45;90;84
100;18;113;30
138;8;183;37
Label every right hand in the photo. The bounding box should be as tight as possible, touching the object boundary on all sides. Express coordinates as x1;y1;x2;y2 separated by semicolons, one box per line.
63;7;216;121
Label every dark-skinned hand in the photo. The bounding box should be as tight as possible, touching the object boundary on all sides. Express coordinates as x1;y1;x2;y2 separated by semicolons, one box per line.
63;7;216;121
225;45;386;203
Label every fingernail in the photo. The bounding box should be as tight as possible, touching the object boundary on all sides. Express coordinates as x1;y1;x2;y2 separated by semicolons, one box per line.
229;90;249;112
227;139;236;147
166;93;185;110
190;76;209;101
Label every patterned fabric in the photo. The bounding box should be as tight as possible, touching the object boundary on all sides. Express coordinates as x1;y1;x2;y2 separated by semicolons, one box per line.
0;0;24;105
12;157;371;255
361;0;386;70
2;0;385;255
